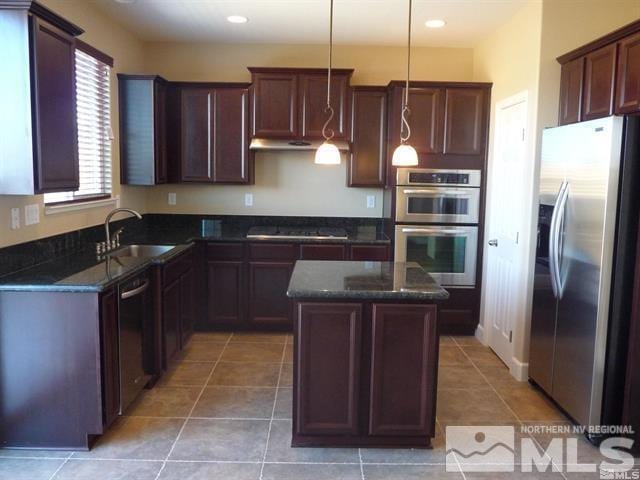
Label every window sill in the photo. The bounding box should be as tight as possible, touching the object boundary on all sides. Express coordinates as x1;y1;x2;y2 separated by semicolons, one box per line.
44;195;120;216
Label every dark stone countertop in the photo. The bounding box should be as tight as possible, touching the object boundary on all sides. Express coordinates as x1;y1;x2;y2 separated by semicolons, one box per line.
287;261;449;301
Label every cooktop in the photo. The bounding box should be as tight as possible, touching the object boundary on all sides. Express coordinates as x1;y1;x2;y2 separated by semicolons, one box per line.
246;226;349;240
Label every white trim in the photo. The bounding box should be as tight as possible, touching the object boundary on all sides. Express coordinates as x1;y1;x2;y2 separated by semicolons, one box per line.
44;195;120;215
510;356;529;382
475;323;487;345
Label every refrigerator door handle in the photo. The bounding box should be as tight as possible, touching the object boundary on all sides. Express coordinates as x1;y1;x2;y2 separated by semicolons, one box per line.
549;181;568;298
554;183;570;299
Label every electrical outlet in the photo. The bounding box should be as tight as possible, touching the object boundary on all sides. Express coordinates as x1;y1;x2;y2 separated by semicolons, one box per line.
168;192;177;205
244;193;254;207
24;204;40;226
10;208;20;230
366;195;376;209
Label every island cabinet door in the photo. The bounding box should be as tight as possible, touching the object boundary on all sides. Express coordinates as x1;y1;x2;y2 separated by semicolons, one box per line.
369;304;438;436
295;303;362;435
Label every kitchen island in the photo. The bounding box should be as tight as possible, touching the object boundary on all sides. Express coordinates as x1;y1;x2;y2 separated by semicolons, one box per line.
286;261;448;448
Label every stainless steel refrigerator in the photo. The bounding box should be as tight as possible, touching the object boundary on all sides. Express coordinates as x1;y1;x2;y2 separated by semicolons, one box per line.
530;115;640;438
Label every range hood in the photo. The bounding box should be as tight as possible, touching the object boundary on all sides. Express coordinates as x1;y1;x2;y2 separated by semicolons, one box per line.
250;138;350;152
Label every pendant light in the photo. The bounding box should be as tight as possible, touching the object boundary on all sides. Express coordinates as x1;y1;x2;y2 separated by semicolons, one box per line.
315;0;341;165
392;0;419;167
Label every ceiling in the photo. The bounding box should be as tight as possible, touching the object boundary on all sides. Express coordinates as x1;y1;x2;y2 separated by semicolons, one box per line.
92;0;528;47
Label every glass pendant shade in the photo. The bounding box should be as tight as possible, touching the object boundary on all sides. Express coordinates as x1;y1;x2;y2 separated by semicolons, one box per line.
314;141;341;165
392;143;418;166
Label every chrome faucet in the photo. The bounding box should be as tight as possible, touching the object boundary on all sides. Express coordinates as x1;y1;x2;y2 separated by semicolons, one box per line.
97;208;142;255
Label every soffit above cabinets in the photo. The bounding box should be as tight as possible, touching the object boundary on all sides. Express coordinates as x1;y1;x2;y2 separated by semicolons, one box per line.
92;0;527;47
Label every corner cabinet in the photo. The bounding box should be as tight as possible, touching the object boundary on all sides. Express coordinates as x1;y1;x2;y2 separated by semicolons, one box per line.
616;31;640;114
248;67;353;141
0;3;83;194
118;75;168;185
168;83;252;184
558;58;584;125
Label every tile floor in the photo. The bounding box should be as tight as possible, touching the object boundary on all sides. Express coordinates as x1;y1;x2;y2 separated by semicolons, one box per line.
1;333;637;480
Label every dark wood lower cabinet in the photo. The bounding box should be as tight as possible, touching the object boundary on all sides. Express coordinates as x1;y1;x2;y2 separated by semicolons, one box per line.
100;289;120;429
248;261;294;328
207;260;245;327
162;278;181;365
293;300;438;448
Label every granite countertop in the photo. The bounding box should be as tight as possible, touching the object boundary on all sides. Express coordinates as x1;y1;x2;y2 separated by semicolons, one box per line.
287;261;449;301
0;243;193;293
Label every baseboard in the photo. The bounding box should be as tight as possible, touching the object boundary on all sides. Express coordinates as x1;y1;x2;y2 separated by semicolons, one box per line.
510;356;529;382
474;323;487;345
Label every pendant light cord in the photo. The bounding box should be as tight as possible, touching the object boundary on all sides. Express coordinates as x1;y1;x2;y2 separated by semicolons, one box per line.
400;0;412;144
322;0;335;141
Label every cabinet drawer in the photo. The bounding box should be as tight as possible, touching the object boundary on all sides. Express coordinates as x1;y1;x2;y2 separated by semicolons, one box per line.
249;243;298;260
300;244;347;260
207;242;244;260
163;250;193;285
350;245;389;261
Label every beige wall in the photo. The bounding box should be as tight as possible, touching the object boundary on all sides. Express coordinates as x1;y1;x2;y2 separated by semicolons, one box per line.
473;1;543;372
142;42;474;217
0;0;147;249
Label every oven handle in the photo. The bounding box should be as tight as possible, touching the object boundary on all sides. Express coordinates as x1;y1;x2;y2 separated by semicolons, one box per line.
402;188;475;196
400;227;469;235
121;279;149;300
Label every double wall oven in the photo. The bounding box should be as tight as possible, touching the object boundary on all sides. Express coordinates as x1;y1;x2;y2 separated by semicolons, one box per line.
394;168;481;287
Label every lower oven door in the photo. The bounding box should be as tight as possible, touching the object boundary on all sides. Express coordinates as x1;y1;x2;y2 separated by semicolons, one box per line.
394;225;478;287
395;186;480;224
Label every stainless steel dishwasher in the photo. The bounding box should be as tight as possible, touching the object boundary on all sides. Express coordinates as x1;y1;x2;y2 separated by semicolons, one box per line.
118;271;152;413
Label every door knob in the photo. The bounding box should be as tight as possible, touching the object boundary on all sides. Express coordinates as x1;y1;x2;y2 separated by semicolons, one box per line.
488;239;498;247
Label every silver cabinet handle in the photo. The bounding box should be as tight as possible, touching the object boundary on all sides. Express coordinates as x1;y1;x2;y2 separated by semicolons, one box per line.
402;188;472;196
488;239;498;247
121;279;149;300
401;227;465;235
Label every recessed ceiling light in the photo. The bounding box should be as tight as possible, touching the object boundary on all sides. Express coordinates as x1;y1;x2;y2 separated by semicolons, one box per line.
425;19;446;28
227;15;248;24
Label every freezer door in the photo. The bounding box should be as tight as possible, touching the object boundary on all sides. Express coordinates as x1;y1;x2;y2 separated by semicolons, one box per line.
552;116;623;427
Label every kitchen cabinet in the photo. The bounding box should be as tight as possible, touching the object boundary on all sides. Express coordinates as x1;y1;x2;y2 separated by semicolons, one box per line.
0;3;83;194
348;87;387;187
616;31;640;114
296;303;362;435
350;244;389;261
206;243;246;329
100;288;120;428
163;277;182;364
443;88;486;155
248;67;353;141
248;262;294;328
582;44;617;120
118;75;168;185
300;244;347;260
394;87;444;155
170;83;251;184
559;58;584;125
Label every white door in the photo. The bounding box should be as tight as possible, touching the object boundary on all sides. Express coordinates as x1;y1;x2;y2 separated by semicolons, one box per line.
482;92;528;368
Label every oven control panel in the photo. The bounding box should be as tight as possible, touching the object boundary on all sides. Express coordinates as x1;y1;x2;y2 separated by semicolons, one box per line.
397;168;481;187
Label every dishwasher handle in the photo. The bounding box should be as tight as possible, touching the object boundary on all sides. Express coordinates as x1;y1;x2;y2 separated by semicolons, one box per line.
120;279;149;300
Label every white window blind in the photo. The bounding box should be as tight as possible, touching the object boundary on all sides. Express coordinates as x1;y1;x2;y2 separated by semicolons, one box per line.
45;48;112;204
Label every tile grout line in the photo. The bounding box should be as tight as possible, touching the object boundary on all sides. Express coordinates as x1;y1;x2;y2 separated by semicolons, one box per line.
451;337;569;480
259;339;288;480
153;332;235;480
46;452;73;480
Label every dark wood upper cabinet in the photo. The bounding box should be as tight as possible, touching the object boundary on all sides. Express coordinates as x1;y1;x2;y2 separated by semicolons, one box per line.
300;73;350;140
558;58;585;125
406;87;444;154
582;43;617;120
180;88;213;182
118;75;168;185
616;31;640;114
348;87;387;187
443;88;485;155
295;302;362;435
369;304;437;436
212;88;250;183
251;71;298;138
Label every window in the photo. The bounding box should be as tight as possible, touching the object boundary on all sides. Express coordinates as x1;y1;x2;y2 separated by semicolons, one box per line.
45;46;112;204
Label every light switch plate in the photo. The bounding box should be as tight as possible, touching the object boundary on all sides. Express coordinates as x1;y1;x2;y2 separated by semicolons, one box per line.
10;208;20;230
24;204;40;226
244;193;254;207
168;192;177;205
366;195;376;209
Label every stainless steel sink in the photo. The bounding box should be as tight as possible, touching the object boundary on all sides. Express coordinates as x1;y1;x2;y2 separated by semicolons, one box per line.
112;244;175;258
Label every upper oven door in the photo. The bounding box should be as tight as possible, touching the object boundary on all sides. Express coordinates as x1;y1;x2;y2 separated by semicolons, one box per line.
395;186;480;224
394;225;478;287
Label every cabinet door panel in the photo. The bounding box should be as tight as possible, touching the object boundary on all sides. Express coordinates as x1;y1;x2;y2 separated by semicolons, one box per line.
180;269;194;346
154;80;168;184
100;289;119;428
559;58;584;125
207;261;245;326
369;304;437;436
349;245;389;261
407;88;444;154
296;302;361;435
300;74;349;140
349;88;386;187
299;244;347;260
252;73;298;138
32;18;79;193
181;88;213;182
163;279;181;365
616;32;640;114
443;88;485;155
213;88;250;183
582;44;617;120
248;262;293;327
